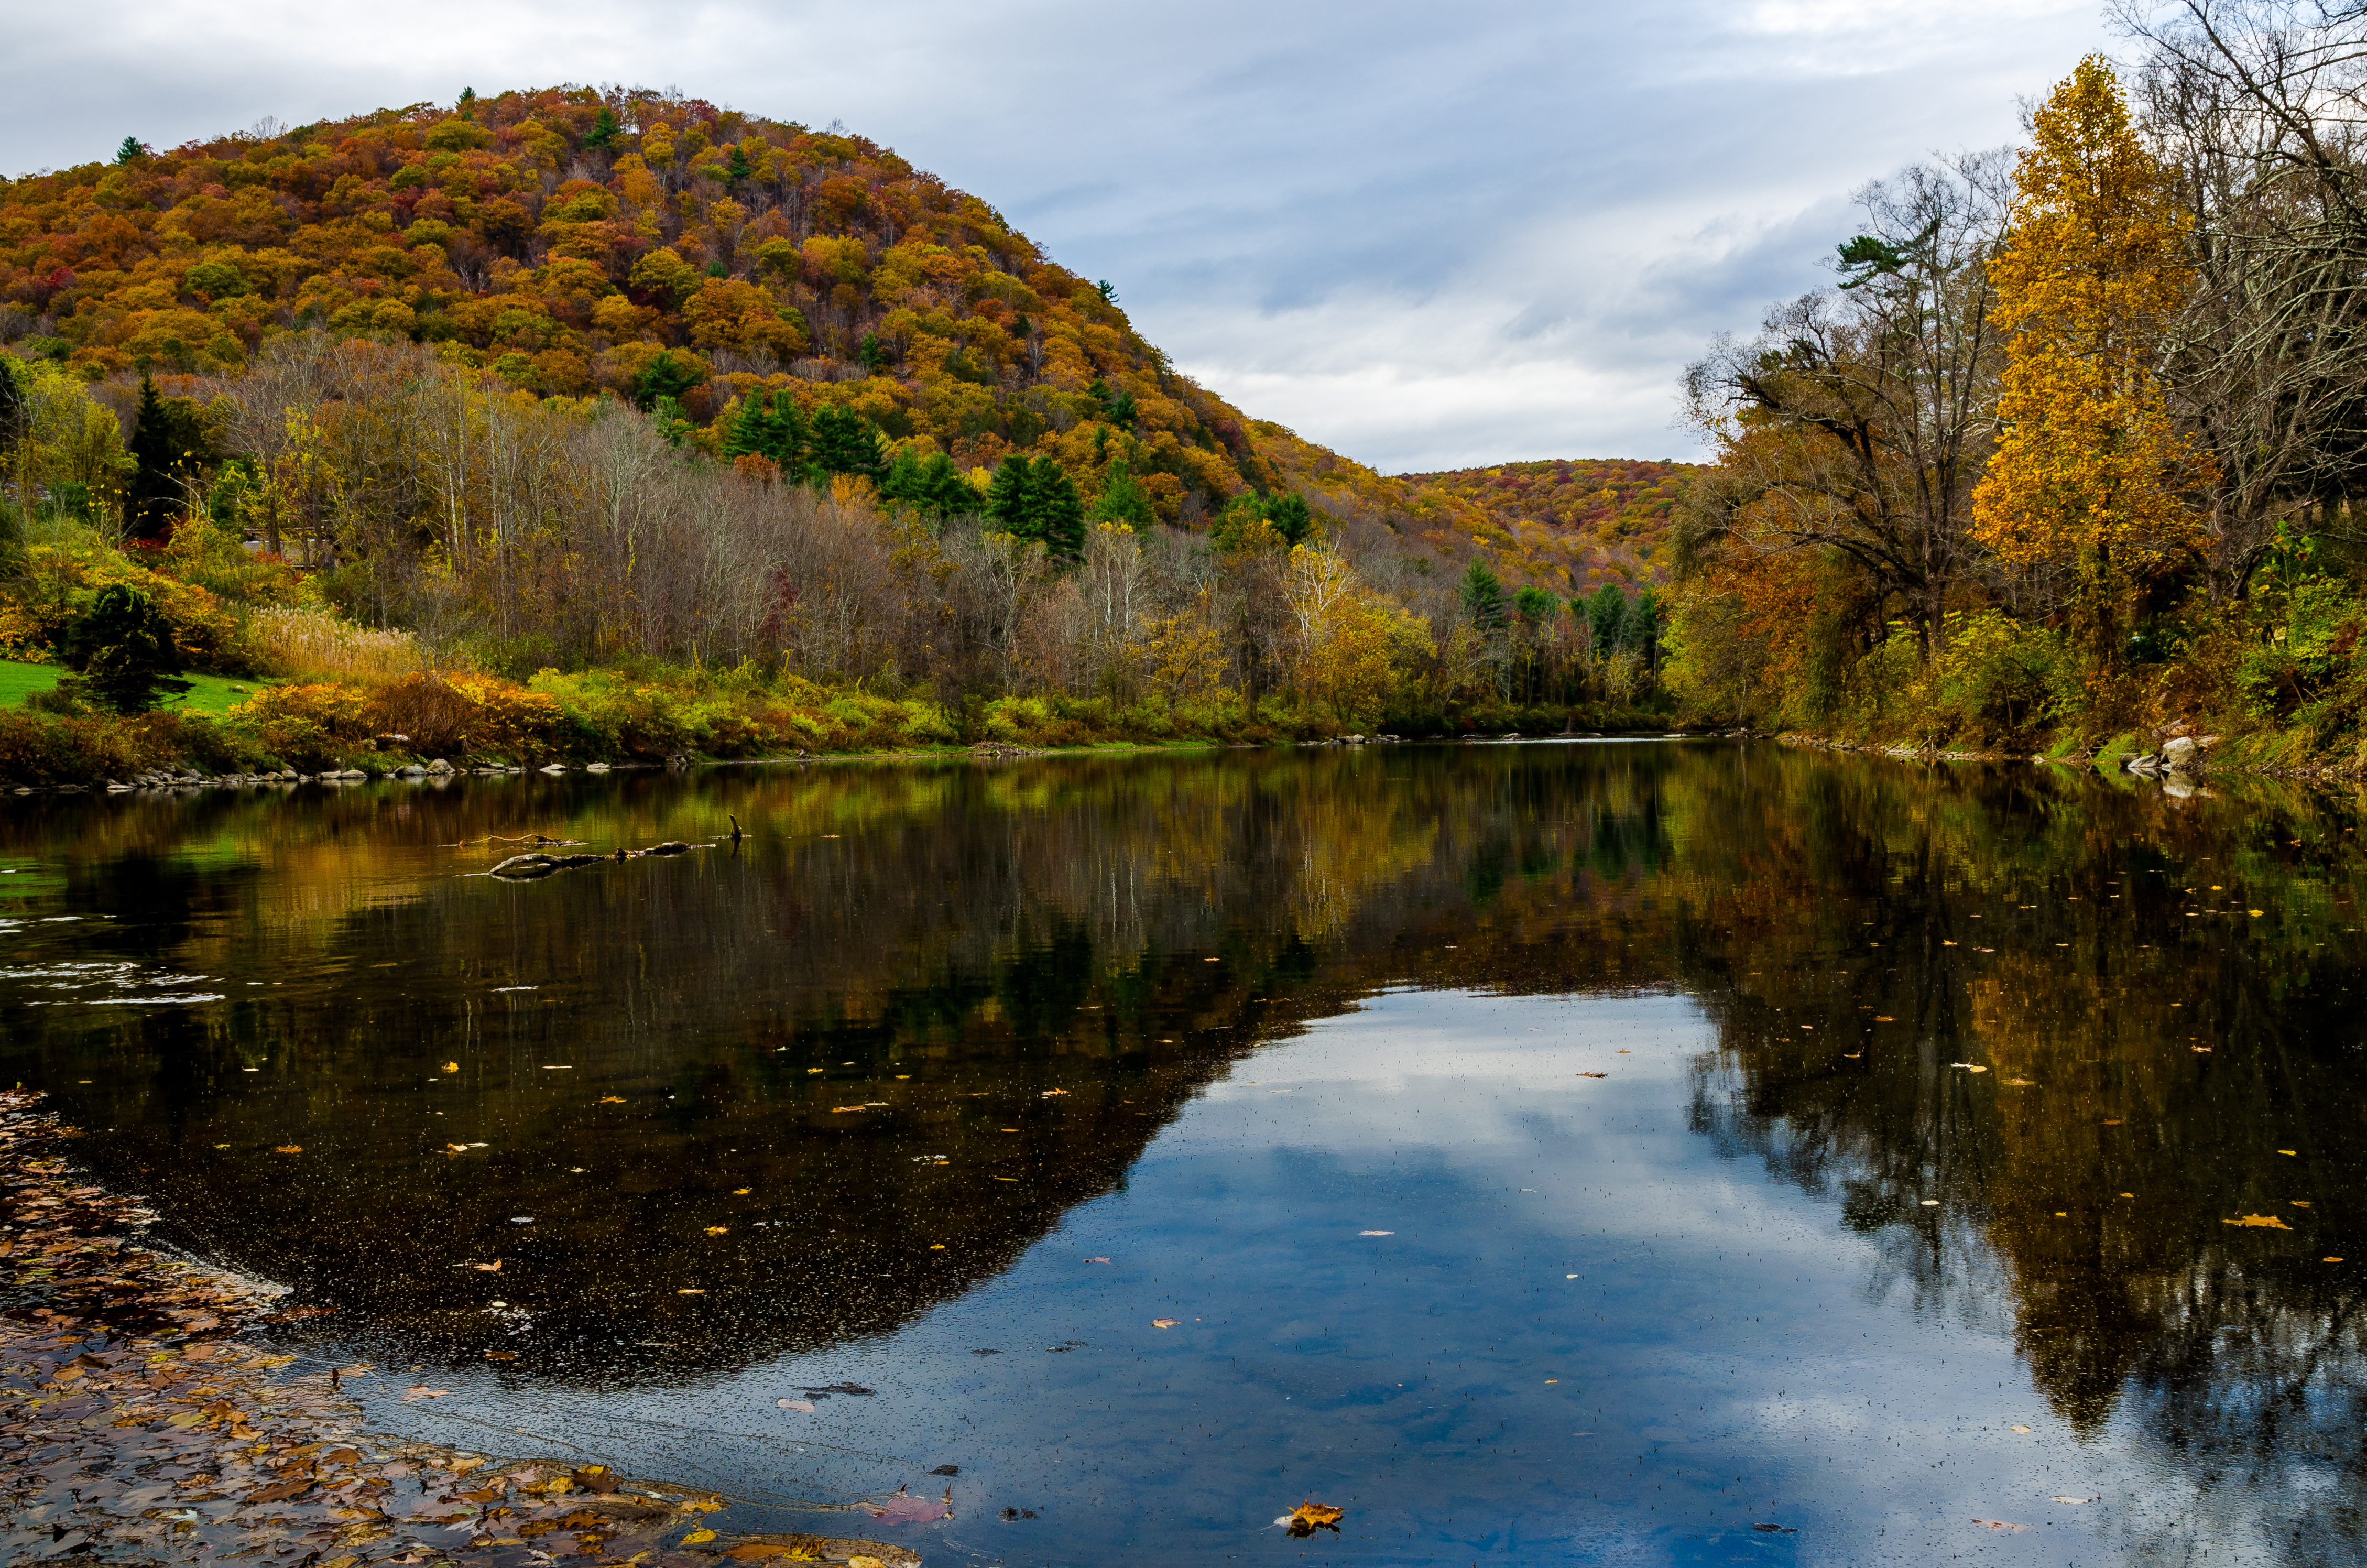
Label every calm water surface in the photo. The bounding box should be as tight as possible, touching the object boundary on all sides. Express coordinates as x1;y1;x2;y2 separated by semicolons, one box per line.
2;742;2362;1565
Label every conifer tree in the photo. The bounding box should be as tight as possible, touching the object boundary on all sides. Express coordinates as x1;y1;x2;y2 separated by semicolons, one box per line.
1461;560;1507;634
1091;463;1154;526
126;375;205;544
808;405;885;483
1266;492;1313;546
58;585;191;714
584;106;623;150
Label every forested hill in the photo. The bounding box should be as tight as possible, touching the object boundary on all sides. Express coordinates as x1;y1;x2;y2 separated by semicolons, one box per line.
1395;460;1696;586
0;82;1680;594
0;86;1286;518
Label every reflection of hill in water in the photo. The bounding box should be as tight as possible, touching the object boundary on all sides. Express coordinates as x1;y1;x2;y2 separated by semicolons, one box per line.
4;745;2364;1538
0;748;1684;1387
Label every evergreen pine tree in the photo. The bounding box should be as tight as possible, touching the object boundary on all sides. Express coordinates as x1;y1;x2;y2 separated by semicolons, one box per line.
584;106;623;151
809;405;885;482
115;136;144;164
1028;457;1086;561
126;375;204;544
1091;463;1154;525
1589;582;1629;660
58;585;191;714
1265;492;1313;546
987;454;1035;535
1461;560;1508;635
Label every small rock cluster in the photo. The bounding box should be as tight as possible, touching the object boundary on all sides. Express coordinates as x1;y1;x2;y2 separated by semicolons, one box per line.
2122;732;2216;778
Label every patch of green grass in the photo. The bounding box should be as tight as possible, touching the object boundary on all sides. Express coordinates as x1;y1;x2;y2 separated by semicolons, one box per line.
0;659;268;717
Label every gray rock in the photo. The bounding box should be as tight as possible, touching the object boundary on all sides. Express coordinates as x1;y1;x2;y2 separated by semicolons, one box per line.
427;758;455;774
489;853;560;879
584;761;611;773
539;764;568;775
2161;735;2201;770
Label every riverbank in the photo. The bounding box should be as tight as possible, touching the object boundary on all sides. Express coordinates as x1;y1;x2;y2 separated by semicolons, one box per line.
0;686;1690;793
0;1088;921;1567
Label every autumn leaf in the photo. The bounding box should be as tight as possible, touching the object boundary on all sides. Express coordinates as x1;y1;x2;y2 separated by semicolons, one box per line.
1950;1063;1989;1073
484;1349;518;1360
472;1260;502;1272
246;1476;315;1504
862;1485;952;1523
1152;1318;1180;1328
832;1106;867;1113
441;1062;460;1073
1576;1071;1608;1079
2223;1214;2292;1228
705;1225;728;1235
598;1095;626;1104
1973;1518;2032;1533
2006;1077;2038;1086
682;1529;718;1544
1278;1500;1344;1538
274;1145;303;1153
733;1186;751;1194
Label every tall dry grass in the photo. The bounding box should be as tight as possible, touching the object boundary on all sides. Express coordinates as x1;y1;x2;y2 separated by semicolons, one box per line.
250;605;428;681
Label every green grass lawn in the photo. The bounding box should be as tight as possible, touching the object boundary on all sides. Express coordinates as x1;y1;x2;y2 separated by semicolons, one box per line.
0;659;268;717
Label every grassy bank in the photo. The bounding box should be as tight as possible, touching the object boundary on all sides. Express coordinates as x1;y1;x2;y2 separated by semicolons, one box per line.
0;663;1677;788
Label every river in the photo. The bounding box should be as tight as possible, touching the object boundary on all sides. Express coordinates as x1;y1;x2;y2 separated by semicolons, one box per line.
1;740;2359;1565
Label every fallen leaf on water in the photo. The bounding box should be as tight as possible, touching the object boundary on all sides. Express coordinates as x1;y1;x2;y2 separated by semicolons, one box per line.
1944;940;1958;946
541;1064;573;1070
1152;1319;1180;1328
832;1106;867;1113
401;1386;449;1400
2224;1214;2293;1228
2326;1256;2346;1262
2103;1119;2123;1126
598;1095;626;1104
1950;1063;1989;1073
678;1288;706;1294
777;1398;815;1411
2053;1495;2099;1505
1973;1518;2032;1533
441;1061;460;1073
2293;1200;2313;1207
274;1145;303;1153
1085;1256;1111;1263
445;1142;470;1153
484;1349;518;1360
734;1187;751;1194
863;1485;953;1523
1577;1071;1608;1079
1277;1500;1345;1538
705;1226;729;1236
2006;1078;2038;1086
246;1476;315;1504
472;1260;502;1272
1844;1053;1861;1060
2278;1149;2298;1156
682;1529;717;1544
2010;1425;2032;1433
1359;1229;1394;1236
1874;1015;1895;1022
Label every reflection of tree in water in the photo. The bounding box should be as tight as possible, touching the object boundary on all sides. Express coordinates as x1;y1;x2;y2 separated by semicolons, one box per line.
1675;754;2367;1558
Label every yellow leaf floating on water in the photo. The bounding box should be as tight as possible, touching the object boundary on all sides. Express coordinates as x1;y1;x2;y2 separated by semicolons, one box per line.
441;1062;460;1073
2010;1424;2032;1433
705;1226;728;1236
2224;1214;2293;1229
1950;1063;1989;1073
445;1143;469;1153
1278;1500;1345;1538
733;1187;751;1194
598;1096;626;1104
1152;1319;1180;1328
275;1145;302;1154
682;1529;717;1545
2006;1078;2037;1086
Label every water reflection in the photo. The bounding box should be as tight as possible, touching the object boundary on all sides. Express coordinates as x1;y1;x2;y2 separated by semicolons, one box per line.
0;744;2362;1561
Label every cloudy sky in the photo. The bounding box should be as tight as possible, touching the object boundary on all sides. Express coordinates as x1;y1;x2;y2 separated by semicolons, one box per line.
2;0;2122;471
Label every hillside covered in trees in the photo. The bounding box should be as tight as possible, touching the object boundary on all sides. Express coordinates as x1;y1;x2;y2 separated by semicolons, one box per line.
0;86;1679;780
1397;459;1694;587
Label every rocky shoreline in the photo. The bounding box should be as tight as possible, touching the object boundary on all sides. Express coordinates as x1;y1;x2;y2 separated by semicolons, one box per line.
0;1089;921;1567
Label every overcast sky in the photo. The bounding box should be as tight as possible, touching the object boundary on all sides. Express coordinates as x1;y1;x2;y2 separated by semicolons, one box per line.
2;0;2121;470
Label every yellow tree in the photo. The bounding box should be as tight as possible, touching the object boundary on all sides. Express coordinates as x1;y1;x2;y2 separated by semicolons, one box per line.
1973;56;2208;659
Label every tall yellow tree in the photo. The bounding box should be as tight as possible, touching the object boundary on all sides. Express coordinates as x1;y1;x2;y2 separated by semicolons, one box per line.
1973;56;2207;652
